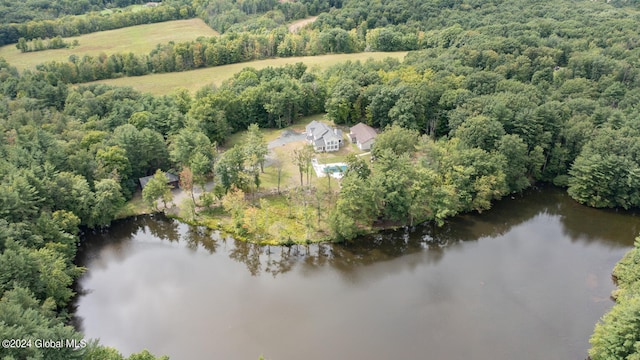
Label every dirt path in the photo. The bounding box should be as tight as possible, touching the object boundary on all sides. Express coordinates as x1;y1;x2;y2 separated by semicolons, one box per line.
288;16;318;33
168;181;215;211
267;129;307;149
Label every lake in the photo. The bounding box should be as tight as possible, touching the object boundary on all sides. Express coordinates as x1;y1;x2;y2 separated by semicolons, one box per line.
74;187;640;360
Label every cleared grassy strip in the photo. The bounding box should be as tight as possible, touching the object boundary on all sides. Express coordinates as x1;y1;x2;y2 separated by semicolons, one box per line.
87;51;408;95
0;19;218;71
288;16;318;32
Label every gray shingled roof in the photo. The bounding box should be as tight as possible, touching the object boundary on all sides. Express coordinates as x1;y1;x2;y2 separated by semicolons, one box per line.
350;123;377;144
306;120;342;147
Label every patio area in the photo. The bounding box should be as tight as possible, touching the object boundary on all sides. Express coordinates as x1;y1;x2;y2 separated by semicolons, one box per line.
311;158;348;179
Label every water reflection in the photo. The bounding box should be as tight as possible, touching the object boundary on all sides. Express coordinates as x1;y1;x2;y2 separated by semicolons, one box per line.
77;187;637;279
74;187;640;360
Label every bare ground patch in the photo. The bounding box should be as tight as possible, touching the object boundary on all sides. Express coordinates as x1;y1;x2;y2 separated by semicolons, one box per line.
288;16;318;33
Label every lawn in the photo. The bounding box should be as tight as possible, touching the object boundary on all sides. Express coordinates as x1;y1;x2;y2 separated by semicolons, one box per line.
315;140;368;164
289;113;325;131
84;51;408;95
0;19;218;71
223;127;282;149
224;113;326;148
115;191;151;219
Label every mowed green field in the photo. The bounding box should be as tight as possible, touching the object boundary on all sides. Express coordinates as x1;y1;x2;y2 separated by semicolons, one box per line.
87;51;409;95
0;19;218;71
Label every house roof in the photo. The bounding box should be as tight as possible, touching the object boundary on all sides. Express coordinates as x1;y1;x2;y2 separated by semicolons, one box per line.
139;172;179;189
306;120;320;130
313;126;328;139
350;123;377;144
325;129;341;141
307;120;341;144
305;120;324;134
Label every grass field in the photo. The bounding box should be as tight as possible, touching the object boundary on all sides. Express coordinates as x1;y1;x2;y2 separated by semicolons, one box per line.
0;19;218;71
86;51;408;95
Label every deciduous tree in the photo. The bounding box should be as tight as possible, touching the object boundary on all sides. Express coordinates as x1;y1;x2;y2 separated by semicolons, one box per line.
91;179;125;227
142;170;173;211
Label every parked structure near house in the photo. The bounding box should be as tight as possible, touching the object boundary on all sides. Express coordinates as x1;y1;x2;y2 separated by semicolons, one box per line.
305;120;343;152
139;172;180;189
349;123;377;150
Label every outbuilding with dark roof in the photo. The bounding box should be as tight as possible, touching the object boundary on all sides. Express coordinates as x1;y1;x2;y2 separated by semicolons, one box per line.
139;172;180;189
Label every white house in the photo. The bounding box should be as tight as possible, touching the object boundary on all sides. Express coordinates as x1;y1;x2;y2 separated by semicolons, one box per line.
349;123;377;150
305;120;343;152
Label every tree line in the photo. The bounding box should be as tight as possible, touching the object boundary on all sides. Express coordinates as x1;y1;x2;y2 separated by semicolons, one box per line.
20;0;640;89
33;25;369;84
0;0;149;24
195;0;340;33
0;60;178;359
589;237;640;359
0;2;195;46
16;36;78;53
0;0;336;47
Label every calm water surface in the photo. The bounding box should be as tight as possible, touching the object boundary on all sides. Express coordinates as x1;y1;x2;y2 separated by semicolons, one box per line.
74;187;640;360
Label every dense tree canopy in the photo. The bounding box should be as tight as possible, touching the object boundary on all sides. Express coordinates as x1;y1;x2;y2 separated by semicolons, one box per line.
0;1;195;46
2;0;640;357
590;237;640;360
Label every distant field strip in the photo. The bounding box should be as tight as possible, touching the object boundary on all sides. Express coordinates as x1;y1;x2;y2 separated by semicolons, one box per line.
87;52;409;95
0;19;218;71
288;16;318;32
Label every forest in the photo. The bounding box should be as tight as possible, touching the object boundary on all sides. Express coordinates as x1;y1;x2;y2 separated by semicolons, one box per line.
2;0;640;358
0;0;149;24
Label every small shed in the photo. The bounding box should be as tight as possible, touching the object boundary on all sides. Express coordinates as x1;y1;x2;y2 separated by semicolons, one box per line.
139;172;180;189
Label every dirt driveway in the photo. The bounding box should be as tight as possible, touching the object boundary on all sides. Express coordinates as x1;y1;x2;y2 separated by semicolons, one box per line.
268;129;307;149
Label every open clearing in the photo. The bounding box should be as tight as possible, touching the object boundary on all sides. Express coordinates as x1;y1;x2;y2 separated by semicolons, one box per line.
87;51;408;95
252;114;367;189
126;113;367;243
288;16;318;32
0;19;218;71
